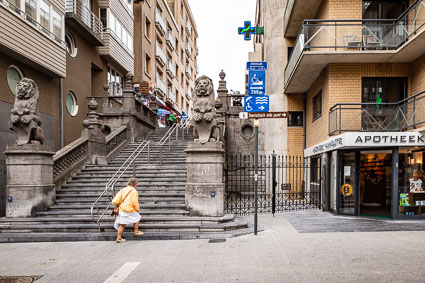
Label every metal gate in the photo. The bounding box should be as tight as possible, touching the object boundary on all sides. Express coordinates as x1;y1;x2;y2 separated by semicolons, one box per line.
225;154;321;215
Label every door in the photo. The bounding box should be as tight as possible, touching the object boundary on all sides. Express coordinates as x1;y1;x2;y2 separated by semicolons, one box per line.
338;152;359;215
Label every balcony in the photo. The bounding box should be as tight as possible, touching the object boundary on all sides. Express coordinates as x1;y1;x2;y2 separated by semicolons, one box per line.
284;0;322;37
185;65;192;79
166;59;176;78
155;9;166;36
0;0;66;77
167;88;176;103
166;31;176;50
285;1;425;94
185;42;192;57
155;43;166;67
186;20;192;36
156;76;167;96
329;90;425;135
65;0;104;46
99;29;134;73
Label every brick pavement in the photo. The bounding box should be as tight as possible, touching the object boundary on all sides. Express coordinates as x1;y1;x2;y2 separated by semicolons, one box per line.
0;211;425;282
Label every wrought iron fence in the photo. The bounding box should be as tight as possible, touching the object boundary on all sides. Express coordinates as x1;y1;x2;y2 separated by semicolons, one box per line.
225;154;321;215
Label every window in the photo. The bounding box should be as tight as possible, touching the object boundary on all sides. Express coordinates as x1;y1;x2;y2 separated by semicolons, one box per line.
109;12;116;33
145;16;151;41
288;47;293;61
100;9;107;30
65;92;79;116
7;65;23;96
52;9;62;38
39;0;50;30
25;0;36;21
313;91;322;120
108;67;123;96
116;20;122;39
122;28;128;46
288;112;303;127
145;53;151;76
181;25;184;39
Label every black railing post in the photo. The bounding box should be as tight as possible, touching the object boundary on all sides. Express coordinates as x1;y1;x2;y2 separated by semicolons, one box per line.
272;152;277;215
413;96;416;128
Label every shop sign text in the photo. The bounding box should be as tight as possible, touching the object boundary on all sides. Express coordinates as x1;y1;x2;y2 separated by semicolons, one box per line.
354;135;425;144
313;138;343;154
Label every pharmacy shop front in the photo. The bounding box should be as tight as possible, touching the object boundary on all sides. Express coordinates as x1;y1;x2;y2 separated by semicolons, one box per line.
305;132;425;219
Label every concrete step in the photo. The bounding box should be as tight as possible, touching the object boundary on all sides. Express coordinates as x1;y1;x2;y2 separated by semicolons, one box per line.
55;198;184;204
38;209;189;216
66;177;187;184
56;192;184;198
49;203;185;210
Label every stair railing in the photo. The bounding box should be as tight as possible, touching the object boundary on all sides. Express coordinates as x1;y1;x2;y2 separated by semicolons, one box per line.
90;119;191;230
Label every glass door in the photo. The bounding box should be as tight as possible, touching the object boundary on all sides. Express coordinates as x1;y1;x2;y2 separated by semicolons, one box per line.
339;152;359;215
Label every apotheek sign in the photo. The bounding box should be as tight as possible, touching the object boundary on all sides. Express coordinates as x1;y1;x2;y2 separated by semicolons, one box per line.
305;132;425;157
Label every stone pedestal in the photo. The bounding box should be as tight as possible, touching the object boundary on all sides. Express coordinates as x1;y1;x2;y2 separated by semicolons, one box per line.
4;144;55;217
185;142;225;216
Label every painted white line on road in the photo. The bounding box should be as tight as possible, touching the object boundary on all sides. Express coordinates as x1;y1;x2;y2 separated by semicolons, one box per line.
103;262;141;283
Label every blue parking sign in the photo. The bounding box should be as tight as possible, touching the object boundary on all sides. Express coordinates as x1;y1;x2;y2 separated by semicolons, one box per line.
244;95;269;112
248;71;265;95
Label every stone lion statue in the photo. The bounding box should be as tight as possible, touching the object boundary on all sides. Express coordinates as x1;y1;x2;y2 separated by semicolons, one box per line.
9;78;45;145
191;75;219;144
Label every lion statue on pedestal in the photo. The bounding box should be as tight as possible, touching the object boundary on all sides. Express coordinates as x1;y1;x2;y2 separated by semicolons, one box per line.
9;78;45;145
191;75;219;144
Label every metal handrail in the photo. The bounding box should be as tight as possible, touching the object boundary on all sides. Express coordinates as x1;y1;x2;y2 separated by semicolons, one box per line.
90;118;191;230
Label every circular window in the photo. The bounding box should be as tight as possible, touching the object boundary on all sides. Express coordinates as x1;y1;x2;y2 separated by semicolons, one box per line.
7;65;23;96
65;33;77;57
66;92;79;116
241;124;254;139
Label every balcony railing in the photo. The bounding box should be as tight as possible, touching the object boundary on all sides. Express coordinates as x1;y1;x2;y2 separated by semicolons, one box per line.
186;20;192;35
166;59;176;78
156;76;167;96
66;0;103;40
155;43;166;66
185;42;192;56
155;9;166;36
285;0;425;87
167;88;176;103
185;65;192;78
329;89;425;135
166;31;176;50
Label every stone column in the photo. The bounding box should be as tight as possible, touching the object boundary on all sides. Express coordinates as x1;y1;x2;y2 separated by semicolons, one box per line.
185;142;225;216
82;99;107;165
5;144;54;217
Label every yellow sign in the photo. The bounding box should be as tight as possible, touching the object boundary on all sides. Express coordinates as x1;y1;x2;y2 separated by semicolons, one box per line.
341;184;353;197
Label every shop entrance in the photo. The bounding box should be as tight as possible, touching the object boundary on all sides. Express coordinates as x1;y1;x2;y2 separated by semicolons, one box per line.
359;151;392;218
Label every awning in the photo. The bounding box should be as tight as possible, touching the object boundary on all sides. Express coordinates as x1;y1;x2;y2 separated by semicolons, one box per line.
156;97;172;111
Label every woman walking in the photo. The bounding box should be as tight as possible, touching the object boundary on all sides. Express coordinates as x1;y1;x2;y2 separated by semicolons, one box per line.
111;177;144;243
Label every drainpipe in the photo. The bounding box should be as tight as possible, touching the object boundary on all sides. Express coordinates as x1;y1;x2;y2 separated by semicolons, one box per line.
60;78;64;148
303;92;306;151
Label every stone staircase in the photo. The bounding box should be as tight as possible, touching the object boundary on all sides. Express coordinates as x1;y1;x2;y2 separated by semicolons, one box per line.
0;127;250;242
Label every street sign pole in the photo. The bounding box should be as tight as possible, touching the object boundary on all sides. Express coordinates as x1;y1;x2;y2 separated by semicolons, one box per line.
254;119;259;235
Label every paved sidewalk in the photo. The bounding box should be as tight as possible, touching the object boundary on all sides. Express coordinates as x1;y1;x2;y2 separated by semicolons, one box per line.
1;212;425;282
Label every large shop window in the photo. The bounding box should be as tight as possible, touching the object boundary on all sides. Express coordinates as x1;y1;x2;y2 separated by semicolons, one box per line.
7;65;24;96
399;148;425;216
313;91;322;121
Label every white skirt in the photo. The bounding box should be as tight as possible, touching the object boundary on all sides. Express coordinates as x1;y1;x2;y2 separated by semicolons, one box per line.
114;209;141;230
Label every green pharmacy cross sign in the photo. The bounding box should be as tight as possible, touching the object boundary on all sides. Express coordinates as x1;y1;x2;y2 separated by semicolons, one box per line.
238;21;263;40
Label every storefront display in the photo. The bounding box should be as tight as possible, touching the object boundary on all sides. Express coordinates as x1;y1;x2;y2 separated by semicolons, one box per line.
398;149;425;216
